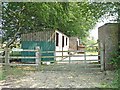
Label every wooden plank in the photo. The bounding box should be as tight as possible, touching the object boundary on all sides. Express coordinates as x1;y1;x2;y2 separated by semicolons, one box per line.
41;55;100;58
87;64;101;65
0;63;38;66
9;56;37;59
66;55;100;57
11;49;37;52
9;64;38;66
5;47;9;64
80;67;101;69
35;46;41;71
41;50;85;53
85;55;100;56
68;60;99;62
1;63;38;66
4;47;10;76
2;49;37;52
41;56;70;58
67;55;84;57
7;50;85;53
57;60;84;62
100;43;104;71
85;59;100;61
16;50;37;52
41;51;68;53
84;52;87;69
69;54;71;64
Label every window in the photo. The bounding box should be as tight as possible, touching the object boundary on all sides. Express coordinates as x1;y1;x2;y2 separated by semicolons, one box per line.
62;36;64;47
77;41;78;50
56;33;59;46
66;38;67;46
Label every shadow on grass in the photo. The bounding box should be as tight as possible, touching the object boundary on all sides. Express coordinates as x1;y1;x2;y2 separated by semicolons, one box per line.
0;65;37;80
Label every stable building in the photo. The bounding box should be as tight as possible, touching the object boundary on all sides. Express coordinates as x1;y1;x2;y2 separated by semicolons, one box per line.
21;30;69;63
69;37;80;50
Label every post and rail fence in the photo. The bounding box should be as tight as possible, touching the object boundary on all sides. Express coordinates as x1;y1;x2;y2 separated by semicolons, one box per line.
0;43;105;71
0;46;41;71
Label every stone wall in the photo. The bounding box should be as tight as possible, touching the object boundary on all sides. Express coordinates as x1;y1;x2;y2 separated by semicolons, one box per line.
98;23;120;70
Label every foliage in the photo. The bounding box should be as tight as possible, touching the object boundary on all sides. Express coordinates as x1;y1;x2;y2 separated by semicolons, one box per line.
110;46;120;88
113;2;120;22
1;2;115;46
108;2;120;88
110;51;120;69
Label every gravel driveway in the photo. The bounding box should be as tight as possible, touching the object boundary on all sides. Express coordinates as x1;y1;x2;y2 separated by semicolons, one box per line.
0;63;114;88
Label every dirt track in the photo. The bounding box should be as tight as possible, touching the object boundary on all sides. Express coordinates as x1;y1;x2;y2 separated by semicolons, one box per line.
0;63;114;88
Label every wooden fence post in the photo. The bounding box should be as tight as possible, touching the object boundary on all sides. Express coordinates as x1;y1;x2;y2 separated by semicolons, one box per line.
5;47;9;64
36;46;41;71
84;51;87;69
100;43;104;71
4;47;10;76
62;47;63;60
69;51;71;64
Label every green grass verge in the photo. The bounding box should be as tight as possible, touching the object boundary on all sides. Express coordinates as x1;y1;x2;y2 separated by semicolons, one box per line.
0;66;32;80
0;68;3;80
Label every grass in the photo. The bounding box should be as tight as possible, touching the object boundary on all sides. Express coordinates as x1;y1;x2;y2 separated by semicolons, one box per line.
0;65;35;81
0;67;3;80
100;70;119;89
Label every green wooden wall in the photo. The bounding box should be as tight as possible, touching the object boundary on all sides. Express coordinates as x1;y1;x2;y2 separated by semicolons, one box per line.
21;41;55;63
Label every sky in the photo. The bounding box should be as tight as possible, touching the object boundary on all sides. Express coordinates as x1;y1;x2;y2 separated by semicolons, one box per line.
89;13;118;41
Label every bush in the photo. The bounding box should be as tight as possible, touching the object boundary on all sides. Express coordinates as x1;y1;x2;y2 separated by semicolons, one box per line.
110;48;120;88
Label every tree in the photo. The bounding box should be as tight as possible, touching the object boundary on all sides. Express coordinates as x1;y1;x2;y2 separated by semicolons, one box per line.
1;2;116;47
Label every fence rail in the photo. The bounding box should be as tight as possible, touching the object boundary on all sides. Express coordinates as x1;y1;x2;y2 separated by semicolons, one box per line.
41;50;84;53
0;46;41;71
0;44;104;71
0;63;38;66
9;56;37;59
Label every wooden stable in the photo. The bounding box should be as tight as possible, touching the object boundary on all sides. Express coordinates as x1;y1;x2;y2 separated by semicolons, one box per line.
21;30;69;63
69;37;85;53
78;44;85;53
69;37;80;51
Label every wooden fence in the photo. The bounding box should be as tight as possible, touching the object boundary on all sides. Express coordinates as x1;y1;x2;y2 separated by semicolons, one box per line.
0;44;105;71
40;51;103;70
0;46;41;70
37;44;104;71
